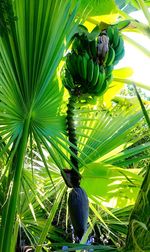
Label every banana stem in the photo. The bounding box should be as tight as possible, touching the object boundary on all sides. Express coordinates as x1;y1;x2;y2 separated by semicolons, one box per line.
66;95;81;187
0;117;30;252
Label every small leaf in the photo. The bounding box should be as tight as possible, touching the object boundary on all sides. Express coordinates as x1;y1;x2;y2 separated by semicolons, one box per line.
115;20;131;30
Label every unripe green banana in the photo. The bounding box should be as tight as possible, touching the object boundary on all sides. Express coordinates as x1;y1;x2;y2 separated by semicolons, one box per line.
106;73;113;84
100;79;109;95
92;63;99;86
77;55;83;79
87;59;94;83
99;68;106;86
103;51;109;65
112;27;120;48
114;37;125;63
105;65;113;79
114;50;124;65
106;47;115;66
93;69;106;95
84;51;90;61
81;55;88;80
115;37;124;56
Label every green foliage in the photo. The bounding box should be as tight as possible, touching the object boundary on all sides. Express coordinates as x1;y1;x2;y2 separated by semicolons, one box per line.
73;0;118;17
0;0;150;251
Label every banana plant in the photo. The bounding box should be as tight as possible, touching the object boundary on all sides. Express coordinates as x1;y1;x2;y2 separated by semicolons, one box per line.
0;0;150;251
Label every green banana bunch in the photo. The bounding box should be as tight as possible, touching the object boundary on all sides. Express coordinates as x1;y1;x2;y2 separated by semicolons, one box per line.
62;24;125;97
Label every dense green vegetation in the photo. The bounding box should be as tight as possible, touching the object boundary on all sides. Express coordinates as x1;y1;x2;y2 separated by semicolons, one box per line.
0;0;150;251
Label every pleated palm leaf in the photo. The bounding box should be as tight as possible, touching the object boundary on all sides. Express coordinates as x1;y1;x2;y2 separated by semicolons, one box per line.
19;103;149;250
74;102;150;247
0;1;79;251
4;101;148;250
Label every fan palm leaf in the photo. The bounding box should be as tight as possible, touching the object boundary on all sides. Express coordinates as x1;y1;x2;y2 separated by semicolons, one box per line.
76;104;149;165
0;1;78;251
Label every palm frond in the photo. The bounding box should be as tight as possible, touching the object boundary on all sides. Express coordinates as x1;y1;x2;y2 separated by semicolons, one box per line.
76;104;147;165
0;1;78;251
